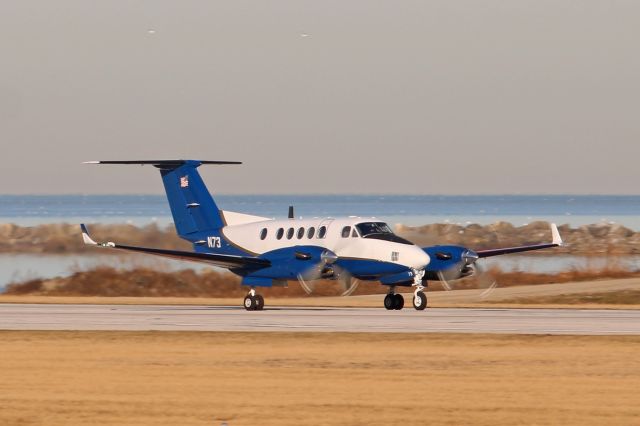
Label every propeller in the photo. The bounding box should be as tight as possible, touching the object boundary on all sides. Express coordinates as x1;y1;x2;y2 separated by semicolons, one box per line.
436;249;498;299
295;249;359;296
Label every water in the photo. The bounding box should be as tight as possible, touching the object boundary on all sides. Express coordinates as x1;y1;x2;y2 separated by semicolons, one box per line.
1;194;640;228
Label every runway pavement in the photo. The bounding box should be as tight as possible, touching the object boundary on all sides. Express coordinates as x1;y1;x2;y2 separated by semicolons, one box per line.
1;303;640;334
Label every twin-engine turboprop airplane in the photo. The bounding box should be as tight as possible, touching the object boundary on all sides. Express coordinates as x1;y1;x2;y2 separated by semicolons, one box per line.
80;160;563;311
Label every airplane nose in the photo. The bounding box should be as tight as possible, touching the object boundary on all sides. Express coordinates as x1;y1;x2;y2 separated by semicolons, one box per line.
415;246;430;268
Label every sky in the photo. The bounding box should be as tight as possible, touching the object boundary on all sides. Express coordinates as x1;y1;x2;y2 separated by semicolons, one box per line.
1;1;639;195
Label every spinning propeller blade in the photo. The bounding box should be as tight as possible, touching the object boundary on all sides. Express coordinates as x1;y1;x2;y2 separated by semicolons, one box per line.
435;250;498;299
294;249;358;296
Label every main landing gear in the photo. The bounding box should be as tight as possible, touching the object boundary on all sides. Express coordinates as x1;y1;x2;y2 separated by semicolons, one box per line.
384;288;404;310
244;287;264;311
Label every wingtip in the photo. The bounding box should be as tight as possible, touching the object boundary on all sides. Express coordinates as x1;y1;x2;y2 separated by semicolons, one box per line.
550;223;563;246
83;161;100;164
80;224;97;245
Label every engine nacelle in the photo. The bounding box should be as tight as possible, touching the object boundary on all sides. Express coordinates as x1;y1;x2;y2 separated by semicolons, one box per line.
421;245;479;281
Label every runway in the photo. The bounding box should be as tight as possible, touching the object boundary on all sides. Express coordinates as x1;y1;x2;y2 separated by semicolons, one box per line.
1;303;640;334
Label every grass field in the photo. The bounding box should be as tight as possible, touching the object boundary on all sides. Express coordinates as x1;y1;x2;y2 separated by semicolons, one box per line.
3;276;640;310
1;331;639;426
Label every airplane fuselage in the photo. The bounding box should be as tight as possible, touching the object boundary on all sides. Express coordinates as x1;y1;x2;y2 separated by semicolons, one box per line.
209;212;431;281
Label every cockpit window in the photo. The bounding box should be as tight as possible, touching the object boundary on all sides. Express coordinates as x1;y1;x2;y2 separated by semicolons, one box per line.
356;222;393;236
355;222;413;245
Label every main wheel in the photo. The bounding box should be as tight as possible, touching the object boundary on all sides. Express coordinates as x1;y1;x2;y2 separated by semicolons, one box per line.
244;295;256;311
393;294;404;310
255;294;265;310
412;291;427;310
384;294;395;310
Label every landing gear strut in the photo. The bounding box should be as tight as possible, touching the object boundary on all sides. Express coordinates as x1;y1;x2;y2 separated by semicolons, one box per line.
244;287;264;311
383;286;404;310
411;269;428;311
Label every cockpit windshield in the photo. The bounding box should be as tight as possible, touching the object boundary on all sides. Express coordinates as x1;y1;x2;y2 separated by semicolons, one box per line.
355;222;413;245
356;222;394;236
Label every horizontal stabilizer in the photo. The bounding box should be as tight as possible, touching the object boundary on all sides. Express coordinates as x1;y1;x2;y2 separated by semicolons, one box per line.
83;160;241;169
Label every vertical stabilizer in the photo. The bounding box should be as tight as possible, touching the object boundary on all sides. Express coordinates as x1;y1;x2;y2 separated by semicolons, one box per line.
84;160;241;238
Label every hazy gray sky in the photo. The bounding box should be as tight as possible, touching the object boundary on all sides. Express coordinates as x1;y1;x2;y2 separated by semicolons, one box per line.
1;1;638;194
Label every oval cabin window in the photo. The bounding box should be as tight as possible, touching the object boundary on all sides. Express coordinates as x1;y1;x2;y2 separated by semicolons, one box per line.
307;227;315;239
297;227;305;239
287;228;295;239
318;226;327;239
276;228;284;240
260;228;268;240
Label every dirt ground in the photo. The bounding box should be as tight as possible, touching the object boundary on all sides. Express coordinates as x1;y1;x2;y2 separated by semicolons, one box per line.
0;331;639;426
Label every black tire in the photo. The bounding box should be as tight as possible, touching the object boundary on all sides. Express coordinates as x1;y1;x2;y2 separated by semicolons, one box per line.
413;291;427;310
383;294;395;310
244;295;256;311
255;294;265;310
394;294;404;310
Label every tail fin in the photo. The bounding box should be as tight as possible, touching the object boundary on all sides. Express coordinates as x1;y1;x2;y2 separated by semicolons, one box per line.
84;160;241;238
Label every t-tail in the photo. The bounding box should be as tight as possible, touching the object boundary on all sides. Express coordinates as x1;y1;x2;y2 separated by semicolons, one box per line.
83;160;241;239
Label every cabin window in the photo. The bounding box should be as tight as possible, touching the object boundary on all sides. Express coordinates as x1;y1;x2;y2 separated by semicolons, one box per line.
297;227;305;239
260;228;268;240
341;226;351;238
307;227;315;239
287;227;294;239
318;226;327;239
276;228;284;240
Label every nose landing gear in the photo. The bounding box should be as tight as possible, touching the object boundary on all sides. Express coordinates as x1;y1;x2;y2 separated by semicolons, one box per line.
243;287;264;311
411;268;428;311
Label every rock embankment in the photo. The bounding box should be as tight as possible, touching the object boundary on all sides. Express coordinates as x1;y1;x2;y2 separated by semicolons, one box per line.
0;221;638;255
0;223;189;254
397;221;640;255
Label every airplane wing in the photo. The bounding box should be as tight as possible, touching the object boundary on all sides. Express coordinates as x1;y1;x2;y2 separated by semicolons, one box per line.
476;223;564;258
80;224;270;270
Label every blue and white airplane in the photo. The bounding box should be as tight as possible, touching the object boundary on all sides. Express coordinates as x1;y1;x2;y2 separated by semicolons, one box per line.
80;160;563;311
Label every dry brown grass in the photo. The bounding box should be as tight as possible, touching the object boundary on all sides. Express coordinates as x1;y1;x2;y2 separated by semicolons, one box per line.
0;331;639;426
453;263;640;289
5;264;639;298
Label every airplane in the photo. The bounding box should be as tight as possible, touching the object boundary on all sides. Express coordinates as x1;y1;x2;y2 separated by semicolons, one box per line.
80;159;563;311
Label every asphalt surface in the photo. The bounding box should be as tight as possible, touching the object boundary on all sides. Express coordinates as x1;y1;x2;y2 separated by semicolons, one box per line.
1;303;639;335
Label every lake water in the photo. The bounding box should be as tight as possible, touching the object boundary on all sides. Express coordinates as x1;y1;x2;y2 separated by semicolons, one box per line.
1;194;639;291
2;194;640;228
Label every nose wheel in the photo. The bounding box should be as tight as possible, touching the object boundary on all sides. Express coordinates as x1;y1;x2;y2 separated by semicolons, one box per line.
412;291;427;310
244;288;264;311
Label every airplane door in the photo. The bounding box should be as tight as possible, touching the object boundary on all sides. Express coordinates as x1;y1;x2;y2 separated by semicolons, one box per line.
318;218;334;240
